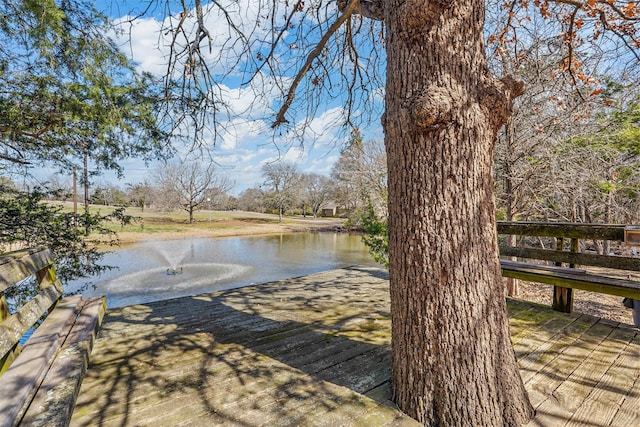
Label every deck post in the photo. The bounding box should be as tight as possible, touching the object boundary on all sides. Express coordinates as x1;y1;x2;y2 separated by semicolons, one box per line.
505;233;519;297
552;237;575;313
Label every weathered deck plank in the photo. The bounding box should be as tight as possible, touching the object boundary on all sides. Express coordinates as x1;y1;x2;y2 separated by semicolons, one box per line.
525;320;618;410
71;267;639;426
603;331;640;427
517;315;600;385
528;323;633;425
564;327;640;427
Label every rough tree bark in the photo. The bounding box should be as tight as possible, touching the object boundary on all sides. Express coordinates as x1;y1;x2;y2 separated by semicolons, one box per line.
381;0;534;424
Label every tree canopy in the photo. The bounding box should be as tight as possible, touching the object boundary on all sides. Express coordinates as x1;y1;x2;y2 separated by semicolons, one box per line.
115;0;639;148
0;0;169;174
0;0;169;285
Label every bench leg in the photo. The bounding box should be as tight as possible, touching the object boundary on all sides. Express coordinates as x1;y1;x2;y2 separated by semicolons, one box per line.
552;286;574;313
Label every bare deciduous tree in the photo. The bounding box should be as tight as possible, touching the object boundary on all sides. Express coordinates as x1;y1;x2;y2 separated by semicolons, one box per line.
236;188;267;213
154;160;233;223
125;181;155;213
261;162;300;222
300;173;332;218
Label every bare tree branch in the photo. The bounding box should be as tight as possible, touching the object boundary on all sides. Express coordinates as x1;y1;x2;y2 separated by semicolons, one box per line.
272;0;361;128
245;1;304;86
338;0;384;21
0;152;30;165
552;0;640;22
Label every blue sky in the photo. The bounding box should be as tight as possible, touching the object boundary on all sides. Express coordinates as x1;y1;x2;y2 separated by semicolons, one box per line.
87;0;385;195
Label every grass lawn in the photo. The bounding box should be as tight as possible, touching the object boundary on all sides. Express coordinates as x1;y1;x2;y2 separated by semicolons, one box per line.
48;202;346;244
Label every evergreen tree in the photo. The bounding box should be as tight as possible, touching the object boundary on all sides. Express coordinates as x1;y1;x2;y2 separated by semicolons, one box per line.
0;0;167;284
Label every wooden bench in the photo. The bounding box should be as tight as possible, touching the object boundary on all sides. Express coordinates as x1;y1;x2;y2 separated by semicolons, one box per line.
498;221;640;313
0;247;106;426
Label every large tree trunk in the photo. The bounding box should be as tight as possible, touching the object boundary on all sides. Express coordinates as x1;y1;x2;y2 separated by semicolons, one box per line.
384;0;533;424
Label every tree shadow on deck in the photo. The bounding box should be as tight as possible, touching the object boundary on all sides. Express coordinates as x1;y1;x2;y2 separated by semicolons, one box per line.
510;303;640;427
72;267;412;426
73;266;640;426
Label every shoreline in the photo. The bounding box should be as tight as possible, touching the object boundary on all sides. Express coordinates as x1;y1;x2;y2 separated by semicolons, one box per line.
104;218;348;246
90;209;635;327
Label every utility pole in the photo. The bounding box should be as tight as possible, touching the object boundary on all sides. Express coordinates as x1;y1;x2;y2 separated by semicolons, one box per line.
73;167;78;227
83;151;90;236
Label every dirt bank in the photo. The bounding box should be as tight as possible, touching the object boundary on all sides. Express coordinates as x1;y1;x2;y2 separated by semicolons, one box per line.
108;217;347;245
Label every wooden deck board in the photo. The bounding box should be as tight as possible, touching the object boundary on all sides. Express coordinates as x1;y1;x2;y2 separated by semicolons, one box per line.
71;267;639;426
564;326;640;426
517;315;600;385
608;332;640;427
525;320;617;410
529;324;632;425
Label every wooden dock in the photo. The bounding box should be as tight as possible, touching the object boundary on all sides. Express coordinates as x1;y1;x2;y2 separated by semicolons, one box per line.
71;267;639;426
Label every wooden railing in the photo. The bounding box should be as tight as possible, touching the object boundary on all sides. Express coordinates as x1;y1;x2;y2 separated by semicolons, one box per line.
0;247;106;426
497;221;640;313
0;247;63;371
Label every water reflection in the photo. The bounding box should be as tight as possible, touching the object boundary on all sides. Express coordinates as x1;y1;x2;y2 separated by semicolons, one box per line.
68;232;378;307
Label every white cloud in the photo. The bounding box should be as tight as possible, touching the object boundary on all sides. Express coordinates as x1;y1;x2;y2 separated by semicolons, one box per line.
100;2;384;195
114;17;167;76
282;146;306;164
112;1;284;79
215;77;283;119
289;106;346;146
213;151;258;167
307;154;339;175
217;118;267;150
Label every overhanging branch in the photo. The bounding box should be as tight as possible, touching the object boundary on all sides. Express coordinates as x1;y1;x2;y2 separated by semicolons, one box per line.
0;152;30;165
338;0;384;21
271;0;362;128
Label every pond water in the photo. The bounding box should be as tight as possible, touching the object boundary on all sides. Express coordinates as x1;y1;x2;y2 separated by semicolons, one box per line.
67;232;379;308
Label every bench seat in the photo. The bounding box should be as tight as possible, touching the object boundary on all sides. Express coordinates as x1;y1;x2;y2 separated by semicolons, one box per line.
500;259;640;300
0;295;106;427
